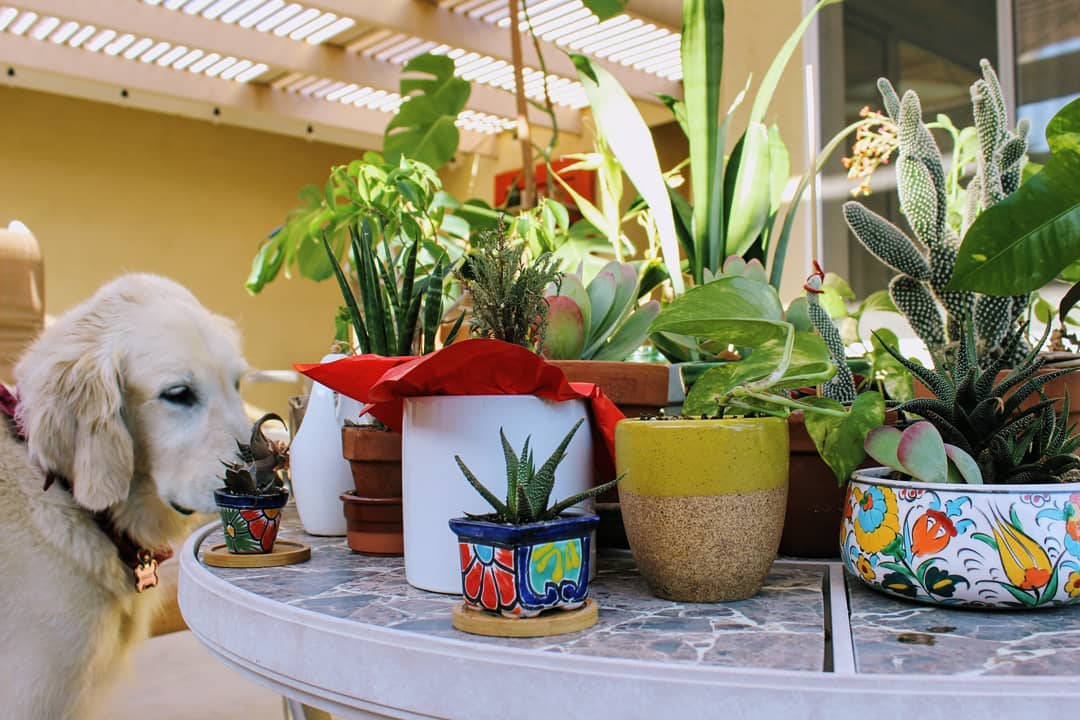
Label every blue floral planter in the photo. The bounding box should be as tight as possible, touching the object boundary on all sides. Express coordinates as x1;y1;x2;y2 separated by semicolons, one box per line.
448;514;598;618
214;488;289;554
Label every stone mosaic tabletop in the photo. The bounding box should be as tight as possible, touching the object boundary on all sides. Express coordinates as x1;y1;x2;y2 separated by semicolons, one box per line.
846;580;1080;676
198;513;828;672
197;512;1080;678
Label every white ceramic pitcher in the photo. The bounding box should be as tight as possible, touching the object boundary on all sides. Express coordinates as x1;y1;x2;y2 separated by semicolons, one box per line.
289;353;357;536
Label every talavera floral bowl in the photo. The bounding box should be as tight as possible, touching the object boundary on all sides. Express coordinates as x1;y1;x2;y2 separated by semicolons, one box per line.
841;468;1080;609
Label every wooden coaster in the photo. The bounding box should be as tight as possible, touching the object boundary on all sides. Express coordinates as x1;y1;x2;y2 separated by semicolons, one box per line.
202;540;311;568
451;599;598;638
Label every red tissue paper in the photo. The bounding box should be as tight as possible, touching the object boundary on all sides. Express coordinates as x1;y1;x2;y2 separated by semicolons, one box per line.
294;338;625;471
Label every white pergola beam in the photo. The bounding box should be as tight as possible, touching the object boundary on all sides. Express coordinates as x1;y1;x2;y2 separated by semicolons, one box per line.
311;0;682;104
13;0;579;132
0;30;497;154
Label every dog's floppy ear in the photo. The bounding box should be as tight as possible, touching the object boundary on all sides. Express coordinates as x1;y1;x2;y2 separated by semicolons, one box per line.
15;322;133;511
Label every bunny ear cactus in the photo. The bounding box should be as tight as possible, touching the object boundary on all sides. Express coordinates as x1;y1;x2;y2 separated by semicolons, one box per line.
865;423;982;484
541;260;661;361
843;60;1031;368
804;261;857;404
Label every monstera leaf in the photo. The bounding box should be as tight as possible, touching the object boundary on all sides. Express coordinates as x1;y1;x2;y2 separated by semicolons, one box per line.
383;54;471;170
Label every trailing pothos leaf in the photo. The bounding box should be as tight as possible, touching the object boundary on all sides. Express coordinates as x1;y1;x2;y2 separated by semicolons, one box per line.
651;272;886;483
383;53;471;170
803;393;886;485
947;97;1080;295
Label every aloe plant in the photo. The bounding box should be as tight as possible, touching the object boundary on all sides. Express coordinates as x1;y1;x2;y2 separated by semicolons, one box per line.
455;419;620;524
864;422;982;484
541;261;661;362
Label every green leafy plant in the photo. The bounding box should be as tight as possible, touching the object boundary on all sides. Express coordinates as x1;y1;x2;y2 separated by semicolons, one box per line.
845;61;1033;367
880;326;1080;484
220;414;289;495
455;418;620;524
541;260;661;361
650;271;886;483
571;0;842;297
458;225;561;349
383;53;471;171
249;157;464;354
864;421;982;484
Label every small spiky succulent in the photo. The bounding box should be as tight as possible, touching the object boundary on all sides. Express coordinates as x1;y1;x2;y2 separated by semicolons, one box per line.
221;413;290;495
455;418;619;524
880;328;1080;484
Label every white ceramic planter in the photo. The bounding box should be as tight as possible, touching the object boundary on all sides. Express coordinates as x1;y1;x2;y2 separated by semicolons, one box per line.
841;468;1080;609
289;354;355;536
402;395;595;593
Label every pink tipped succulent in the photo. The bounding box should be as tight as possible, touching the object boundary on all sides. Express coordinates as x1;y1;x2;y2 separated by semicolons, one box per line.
865;422;982;484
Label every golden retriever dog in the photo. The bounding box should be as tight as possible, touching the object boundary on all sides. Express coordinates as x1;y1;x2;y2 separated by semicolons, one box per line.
0;274;250;719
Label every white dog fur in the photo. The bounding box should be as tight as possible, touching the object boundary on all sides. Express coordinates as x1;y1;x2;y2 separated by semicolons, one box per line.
0;274;251;719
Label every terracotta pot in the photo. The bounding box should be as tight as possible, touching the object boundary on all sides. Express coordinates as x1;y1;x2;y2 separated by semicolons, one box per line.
780;415;847;559
549;360;668;419
616;417;789;602
341;426;403;497
550;360;670;550
780;411;898;559
341;491;403;556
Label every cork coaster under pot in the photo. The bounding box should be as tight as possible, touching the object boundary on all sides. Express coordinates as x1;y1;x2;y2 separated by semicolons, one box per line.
615;417;788;602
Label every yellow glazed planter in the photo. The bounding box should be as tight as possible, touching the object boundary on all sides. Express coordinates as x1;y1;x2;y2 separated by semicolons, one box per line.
615;417;789;602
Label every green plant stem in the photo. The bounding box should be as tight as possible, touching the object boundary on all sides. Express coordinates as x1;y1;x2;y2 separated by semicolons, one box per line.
739;389;848;418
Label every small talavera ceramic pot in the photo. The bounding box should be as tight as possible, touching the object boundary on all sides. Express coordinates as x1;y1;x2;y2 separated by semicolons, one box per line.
214;488;289;554
448;514;599;618
841;469;1080;609
615;417;789;602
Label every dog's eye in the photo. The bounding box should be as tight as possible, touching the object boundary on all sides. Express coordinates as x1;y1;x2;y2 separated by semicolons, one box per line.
160;385;197;406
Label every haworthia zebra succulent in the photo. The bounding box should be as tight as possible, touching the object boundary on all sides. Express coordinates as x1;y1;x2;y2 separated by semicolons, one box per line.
843;60;1031;368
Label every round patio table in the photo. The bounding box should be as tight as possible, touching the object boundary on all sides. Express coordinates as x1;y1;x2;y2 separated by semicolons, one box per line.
180;512;1080;720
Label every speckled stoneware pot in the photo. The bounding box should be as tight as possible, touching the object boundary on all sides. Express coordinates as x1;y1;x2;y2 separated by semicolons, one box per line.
615;417;789;602
448;514;598;618
841;468;1080;609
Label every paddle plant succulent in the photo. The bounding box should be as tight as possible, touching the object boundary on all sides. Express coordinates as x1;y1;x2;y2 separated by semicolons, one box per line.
220;413;290;495
454;419;620;524
541;260;661;362
865;422;982;484
880;327;1080;484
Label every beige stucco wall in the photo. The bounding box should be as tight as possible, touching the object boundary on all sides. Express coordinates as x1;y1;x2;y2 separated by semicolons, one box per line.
0;85;358;417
